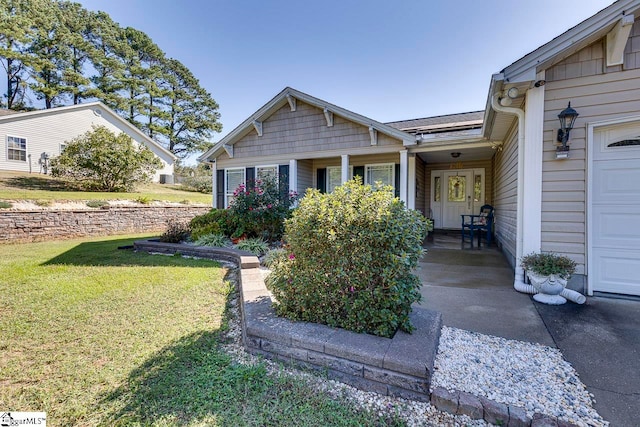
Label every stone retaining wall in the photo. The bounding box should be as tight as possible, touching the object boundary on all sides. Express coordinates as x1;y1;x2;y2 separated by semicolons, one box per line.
1;206;210;243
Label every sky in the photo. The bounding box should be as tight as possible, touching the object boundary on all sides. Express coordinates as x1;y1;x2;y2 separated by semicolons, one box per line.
71;0;614;162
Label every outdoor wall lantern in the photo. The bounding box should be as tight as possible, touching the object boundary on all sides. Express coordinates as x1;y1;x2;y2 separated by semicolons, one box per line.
556;102;579;159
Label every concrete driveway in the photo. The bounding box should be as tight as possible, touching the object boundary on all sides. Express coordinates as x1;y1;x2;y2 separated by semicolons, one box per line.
416;232;640;426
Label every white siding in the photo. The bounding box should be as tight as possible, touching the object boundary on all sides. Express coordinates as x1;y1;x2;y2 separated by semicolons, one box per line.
0;105;173;181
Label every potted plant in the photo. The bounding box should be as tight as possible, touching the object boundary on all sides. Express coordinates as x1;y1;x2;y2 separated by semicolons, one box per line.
520;252;576;305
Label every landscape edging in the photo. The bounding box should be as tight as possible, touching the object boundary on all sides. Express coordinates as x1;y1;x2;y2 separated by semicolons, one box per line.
133;240;580;426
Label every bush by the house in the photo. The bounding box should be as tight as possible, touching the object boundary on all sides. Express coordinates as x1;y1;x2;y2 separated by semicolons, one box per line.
266;179;427;338
50;125;162;192
194;233;229;247
236;237;269;256
189;209;235;241
228;177;297;241
160;219;191;243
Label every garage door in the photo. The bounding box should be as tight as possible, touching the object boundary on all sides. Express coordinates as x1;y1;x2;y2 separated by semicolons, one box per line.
592;122;640;296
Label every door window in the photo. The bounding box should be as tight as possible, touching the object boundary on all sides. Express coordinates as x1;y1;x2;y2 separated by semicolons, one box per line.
448;175;466;202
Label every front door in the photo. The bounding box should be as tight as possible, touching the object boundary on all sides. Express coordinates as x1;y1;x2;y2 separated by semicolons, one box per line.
442;170;474;228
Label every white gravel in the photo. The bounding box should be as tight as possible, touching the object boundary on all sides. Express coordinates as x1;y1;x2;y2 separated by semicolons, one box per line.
432;326;608;427
221;267;607;426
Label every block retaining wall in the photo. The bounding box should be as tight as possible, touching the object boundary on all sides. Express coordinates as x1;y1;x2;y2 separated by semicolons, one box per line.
133;240;581;427
0;206;210;243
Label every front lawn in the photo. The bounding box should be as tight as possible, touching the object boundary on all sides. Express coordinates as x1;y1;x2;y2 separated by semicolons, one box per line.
0;171;212;204
0;235;398;426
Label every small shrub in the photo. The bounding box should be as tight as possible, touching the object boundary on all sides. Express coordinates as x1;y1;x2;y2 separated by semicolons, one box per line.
236;237;269;256
160;219;190;243
180;199;190;205
194;233;229;247
228;176;297;241
180;175;212;193
521;252;576;279
264;248;286;267
86;200;109;208
190;209;234;241
35;199;52;207
135;196;152;204
0;201;12;209
266;179;427;338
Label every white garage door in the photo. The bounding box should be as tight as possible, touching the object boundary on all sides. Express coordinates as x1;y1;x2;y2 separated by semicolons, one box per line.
592;122;640;296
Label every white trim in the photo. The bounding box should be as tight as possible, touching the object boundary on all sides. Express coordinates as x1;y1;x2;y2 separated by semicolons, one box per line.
586;113;640;296
224;167;246;208
521;74;545;257
324;108;334;127
341;154;350;184
6;134;27;162
606;14;635;66
253;120;263;137
211;161;217;209
288;160;297;196
286;94;296;111
399;150;408;204
408;154;416;209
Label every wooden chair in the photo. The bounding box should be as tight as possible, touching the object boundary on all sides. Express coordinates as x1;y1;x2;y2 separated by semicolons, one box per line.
461;205;494;247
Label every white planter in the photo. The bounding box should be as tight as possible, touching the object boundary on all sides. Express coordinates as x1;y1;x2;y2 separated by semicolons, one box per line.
526;271;568;305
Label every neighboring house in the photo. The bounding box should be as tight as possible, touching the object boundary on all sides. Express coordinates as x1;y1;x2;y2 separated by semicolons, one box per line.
199;0;640;298
0;102;176;182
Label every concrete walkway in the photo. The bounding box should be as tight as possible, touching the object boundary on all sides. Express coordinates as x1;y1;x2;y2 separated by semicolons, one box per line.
415;232;640;426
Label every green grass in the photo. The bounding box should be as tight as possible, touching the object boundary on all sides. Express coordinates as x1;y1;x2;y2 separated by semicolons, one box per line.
0;171;212;204
0;235;400;426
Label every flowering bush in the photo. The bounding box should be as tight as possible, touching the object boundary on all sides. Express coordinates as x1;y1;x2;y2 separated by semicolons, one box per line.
228;176;297;241
266;179;427;338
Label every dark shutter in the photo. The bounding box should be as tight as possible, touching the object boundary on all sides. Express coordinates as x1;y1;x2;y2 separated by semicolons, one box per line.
216;169;225;208
246;167;255;184
394;164;400;198
353;166;365;185
279;164;289;201
316;168;326;193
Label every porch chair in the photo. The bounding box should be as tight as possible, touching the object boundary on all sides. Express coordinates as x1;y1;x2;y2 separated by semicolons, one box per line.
461;204;494;247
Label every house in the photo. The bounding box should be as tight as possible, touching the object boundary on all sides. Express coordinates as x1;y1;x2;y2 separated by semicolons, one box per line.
200;0;640;298
0;102;176;182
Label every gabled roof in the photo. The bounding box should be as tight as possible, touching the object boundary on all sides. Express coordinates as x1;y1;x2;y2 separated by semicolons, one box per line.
502;0;640;83
386;111;484;135
198;87;416;162
0;101;176;160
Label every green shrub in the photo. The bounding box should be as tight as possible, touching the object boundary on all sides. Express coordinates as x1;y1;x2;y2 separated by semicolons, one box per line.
135;196;152;204
86;200;109;208
35;199;51;207
0;201;12;209
194;233;229;247
180;175;212;193
266;179;427;338
190;209;234;241
264;248;286;267
236;237;269;256
228;176;297;241
160;219;190;243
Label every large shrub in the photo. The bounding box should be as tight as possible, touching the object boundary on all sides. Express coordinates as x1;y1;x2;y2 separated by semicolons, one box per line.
189;209;234;241
50;126;162;192
228;177;297;241
266;179;427;338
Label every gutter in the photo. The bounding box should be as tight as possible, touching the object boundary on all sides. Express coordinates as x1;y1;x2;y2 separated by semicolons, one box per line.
489;92;528;293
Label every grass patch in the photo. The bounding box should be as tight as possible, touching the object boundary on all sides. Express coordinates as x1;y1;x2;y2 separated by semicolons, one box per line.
0;200;12;208
0;171;212;204
0;234;399;426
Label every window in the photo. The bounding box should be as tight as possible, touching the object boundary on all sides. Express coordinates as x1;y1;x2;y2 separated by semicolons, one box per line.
326;166;342;193
365;163;394;188
474;174;482;202
225;168;245;207
256;165;278;183
434;176;441;202
60;143;67;154
448;175;466;202
7;136;26;161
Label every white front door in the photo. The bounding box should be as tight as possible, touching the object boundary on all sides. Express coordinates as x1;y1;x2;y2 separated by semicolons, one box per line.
441;170;474;229
591;122;640;296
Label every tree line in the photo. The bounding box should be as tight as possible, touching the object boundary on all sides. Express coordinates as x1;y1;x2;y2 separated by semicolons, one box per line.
0;0;221;157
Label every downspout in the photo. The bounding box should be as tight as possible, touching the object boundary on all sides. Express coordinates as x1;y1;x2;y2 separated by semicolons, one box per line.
491;93;585;304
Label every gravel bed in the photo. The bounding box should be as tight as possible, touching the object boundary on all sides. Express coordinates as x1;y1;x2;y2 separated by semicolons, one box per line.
432;326;608;427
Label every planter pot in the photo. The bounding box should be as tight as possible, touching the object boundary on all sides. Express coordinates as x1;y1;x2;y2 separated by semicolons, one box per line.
526;271;568;305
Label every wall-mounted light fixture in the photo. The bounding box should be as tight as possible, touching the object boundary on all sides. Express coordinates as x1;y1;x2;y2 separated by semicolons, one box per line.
556;102;579;159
